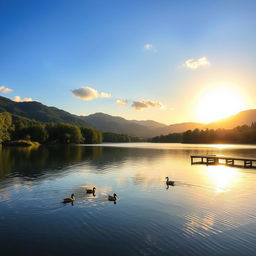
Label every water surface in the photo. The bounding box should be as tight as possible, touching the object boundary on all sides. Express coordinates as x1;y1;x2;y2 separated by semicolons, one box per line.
1;143;256;256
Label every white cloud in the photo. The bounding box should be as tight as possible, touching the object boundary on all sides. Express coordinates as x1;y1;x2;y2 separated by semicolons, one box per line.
144;43;154;51
0;86;13;93
72;86;111;101
13;96;33;102
181;57;210;69
131;100;164;111
116;99;128;107
79;113;87;116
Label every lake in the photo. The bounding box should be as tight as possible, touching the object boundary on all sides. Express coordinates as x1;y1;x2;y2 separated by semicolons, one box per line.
1;143;256;256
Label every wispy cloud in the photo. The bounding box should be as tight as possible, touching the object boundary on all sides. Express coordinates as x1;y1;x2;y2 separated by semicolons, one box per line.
72;86;111;101
143;43;157;53
116;99;128;107
0;86;13;93
144;43;154;51
181;57;210;69
131;100;164;111
13;96;33;102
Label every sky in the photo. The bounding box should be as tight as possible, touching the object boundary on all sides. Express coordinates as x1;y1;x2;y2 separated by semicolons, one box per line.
0;0;256;124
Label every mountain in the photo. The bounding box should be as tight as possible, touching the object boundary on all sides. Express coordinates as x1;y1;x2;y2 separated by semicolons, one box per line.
80;110;256;137
208;109;256;129
80;112;164;137
1;95;256;138
131;120;166;129
156;110;256;135
0;96;90;127
155;122;206;135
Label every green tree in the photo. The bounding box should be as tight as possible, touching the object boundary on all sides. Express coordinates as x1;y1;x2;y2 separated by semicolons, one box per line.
46;123;84;144
0;112;13;143
80;127;102;144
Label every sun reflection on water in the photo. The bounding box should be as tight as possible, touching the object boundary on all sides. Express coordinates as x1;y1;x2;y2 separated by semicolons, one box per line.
207;166;240;193
212;144;233;149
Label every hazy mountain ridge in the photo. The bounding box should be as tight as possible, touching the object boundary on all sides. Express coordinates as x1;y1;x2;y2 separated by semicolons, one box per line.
130;120;167;129
155;122;206;134
1;96;256;137
208;109;256;129
80;112;160;137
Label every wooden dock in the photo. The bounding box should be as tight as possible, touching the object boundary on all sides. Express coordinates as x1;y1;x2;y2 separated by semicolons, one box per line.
191;155;256;168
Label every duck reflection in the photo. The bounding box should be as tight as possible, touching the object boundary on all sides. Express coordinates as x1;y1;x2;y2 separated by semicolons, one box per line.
166;184;174;190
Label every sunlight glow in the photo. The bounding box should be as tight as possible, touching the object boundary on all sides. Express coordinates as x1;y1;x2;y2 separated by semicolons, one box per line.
197;87;246;123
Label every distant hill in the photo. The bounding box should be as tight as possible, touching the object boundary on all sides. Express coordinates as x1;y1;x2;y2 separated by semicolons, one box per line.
0;96;90;127
208;109;256;129
155;109;256;135
130;120;166;129
80;110;256;137
80;112;162;137
81;113;208;137
155;122;206;135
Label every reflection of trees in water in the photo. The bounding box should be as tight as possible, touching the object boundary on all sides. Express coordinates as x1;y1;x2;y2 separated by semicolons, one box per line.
0;144;215;179
0;145;193;180
0;145;12;178
0;145;103;179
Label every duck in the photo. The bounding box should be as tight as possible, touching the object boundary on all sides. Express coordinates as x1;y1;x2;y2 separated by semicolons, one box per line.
166;177;175;186
86;187;96;194
63;194;75;203
108;193;118;201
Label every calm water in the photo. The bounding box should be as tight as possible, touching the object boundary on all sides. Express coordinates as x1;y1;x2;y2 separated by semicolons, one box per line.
1;143;256;256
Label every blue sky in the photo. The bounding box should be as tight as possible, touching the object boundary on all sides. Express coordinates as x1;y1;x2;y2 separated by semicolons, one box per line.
0;0;256;124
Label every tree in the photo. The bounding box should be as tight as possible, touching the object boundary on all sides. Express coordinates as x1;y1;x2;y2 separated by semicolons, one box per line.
80;127;102;144
46;123;84;144
0;112;13;143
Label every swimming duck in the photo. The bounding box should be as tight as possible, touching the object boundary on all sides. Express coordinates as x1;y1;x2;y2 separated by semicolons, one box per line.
86;187;96;194
166;177;175;186
63;194;75;203
108;193;118;201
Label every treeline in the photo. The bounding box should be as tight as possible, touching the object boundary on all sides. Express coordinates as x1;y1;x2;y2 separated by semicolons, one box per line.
103;132;145;142
150;123;256;144
150;133;182;143
0;112;146;145
0;112;102;144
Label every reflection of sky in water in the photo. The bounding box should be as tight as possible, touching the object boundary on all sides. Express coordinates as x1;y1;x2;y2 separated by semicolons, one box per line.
1;143;256;255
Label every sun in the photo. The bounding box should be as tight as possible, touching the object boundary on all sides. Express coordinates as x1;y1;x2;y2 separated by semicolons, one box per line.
197;86;246;123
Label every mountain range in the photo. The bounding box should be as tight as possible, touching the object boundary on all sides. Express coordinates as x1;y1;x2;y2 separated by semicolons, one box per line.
0;96;91;128
1;95;256;137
